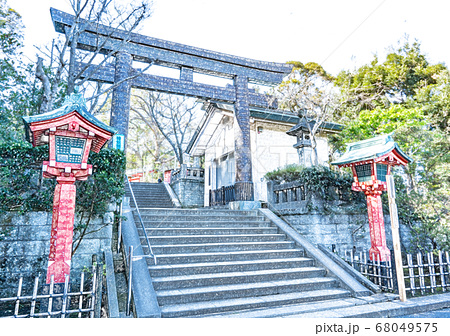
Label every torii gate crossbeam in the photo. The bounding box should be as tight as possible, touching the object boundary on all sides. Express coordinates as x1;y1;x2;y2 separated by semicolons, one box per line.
51;8;293;202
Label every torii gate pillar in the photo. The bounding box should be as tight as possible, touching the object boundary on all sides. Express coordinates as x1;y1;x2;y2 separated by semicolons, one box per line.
110;51;132;150
234;75;254;201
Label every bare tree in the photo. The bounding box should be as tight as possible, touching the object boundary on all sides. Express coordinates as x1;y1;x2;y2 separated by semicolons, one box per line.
35;0;152;113
274;62;338;165
127;96;174;179
131;91;202;166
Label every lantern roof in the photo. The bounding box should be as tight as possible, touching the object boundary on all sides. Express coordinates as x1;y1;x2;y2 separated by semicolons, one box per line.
23;92;116;135
286;118;343;136
331;134;412;167
23;92;116;152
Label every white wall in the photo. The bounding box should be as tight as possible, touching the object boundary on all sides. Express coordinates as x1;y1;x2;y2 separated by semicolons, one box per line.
202;116;332;204
251;121;298;201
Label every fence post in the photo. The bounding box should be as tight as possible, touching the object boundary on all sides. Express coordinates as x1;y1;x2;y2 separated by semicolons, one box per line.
386;175;407;301
94;255;103;318
48;275;54;317
221;186;225;205
407;253;416;296
127;245;134;316
30;276;39;318
438;251;447;292
417;252;425;295
427;252;436;293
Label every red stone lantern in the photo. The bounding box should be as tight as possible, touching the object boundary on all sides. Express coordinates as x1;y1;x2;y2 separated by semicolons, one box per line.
23;92;116;283
332;134;411;261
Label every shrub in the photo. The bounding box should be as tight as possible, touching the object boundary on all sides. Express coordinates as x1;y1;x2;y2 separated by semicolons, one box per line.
0;141;126;253
265;164;363;202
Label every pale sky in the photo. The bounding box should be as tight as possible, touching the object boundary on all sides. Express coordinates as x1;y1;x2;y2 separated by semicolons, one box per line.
11;0;450;76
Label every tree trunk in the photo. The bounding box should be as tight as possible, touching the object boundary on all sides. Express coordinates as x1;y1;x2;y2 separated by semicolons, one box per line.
402;166;416;194
35;57;52;113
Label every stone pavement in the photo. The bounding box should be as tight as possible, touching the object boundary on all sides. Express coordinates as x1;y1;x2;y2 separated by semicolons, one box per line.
282;292;450;318
398;307;450;318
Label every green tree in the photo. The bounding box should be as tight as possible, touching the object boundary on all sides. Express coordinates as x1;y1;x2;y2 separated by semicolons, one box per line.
335;40;446;122
334;40;450;252
416;70;450;135
0;0;40;143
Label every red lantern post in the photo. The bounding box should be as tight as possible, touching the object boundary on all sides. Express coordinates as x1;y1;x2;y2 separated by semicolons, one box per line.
332;135;411;261
23;93;116;283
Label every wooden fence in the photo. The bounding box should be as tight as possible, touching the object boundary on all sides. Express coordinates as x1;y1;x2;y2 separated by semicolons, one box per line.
0;264;101;318
337;249;450;297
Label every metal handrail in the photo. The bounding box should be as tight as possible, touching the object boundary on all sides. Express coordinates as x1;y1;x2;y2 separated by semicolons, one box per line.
125;176;157;265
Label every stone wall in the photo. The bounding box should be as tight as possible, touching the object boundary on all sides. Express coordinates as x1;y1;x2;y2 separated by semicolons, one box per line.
171;179;204;208
266;181;412;253
273;207;412;254
0;210;114;296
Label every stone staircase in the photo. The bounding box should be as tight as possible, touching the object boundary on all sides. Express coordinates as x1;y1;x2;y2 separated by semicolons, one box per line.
134;207;366;317
121;183;386;317
126;182;174;208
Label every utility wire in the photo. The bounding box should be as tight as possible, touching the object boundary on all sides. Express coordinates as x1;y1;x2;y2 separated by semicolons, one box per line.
321;0;387;66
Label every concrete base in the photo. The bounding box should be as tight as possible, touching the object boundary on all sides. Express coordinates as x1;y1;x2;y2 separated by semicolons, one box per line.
228;201;261;210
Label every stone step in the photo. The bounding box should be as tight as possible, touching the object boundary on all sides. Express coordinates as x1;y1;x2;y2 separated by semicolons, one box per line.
133;202;173;206
127;184;166;189
131;196;173;200
206;295;390;318
138;215;267;222
130;195;172;199
150;249;304;265
148;257;315;277
131;196;173;201
146;241;296;254
127;186;166;188
127;190;168;194
160;288;350;318
134;193;171;202
133;203;174;208
138;220;272;228
156;277;339;306
152;267;326;290
126;190;168;195
142;233;287;245
126;183;174;209
133;202;173;209
138;227;279;236
137;209;259;216
136;206;174;209
129;188;168;192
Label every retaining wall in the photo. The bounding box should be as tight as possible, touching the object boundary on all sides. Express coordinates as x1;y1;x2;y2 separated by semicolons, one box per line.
171;178;204;208
0;210;114;296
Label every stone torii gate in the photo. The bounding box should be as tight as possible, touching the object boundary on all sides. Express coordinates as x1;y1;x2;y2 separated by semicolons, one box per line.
51;8;292;202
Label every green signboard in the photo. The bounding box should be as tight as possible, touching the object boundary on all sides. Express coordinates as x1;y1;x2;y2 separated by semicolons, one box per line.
55;136;86;164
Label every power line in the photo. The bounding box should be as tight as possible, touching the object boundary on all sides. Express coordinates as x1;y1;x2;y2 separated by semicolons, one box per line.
321;0;387;66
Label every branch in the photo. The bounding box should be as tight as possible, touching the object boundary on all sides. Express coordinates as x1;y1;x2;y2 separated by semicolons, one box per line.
86;61;153;102
35;57;52;113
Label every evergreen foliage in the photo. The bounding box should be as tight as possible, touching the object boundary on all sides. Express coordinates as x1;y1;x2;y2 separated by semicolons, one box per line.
0;142;126;254
264;164;364;203
333;40;450;252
